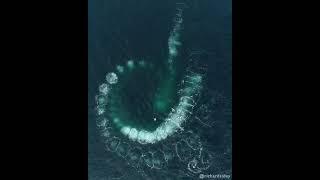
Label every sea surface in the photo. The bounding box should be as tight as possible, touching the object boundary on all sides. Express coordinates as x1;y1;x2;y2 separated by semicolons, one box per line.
88;0;232;179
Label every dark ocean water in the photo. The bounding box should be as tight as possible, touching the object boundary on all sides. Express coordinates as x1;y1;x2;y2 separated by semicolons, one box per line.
89;0;232;179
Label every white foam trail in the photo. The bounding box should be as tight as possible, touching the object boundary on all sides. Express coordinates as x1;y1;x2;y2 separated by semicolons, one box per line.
167;3;186;73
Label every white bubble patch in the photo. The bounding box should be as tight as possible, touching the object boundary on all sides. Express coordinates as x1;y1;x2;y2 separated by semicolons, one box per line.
106;72;118;84
99;83;110;95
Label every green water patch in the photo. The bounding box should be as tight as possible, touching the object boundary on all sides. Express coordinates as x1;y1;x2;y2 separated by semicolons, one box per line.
108;62;180;131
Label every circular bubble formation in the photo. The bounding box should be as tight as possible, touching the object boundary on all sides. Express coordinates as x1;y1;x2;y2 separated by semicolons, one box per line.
96;2;195;145
97;59;203;144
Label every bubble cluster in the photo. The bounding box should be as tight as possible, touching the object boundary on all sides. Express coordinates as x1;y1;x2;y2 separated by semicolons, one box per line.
106;72;118;84
116;65;124;73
